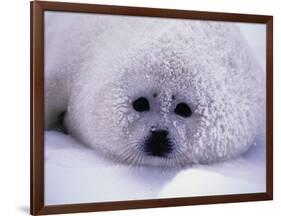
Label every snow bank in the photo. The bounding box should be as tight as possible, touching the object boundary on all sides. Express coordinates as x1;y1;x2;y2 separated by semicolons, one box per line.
45;131;265;205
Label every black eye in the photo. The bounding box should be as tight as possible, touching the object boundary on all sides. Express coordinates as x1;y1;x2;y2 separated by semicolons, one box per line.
132;97;150;112
174;102;192;118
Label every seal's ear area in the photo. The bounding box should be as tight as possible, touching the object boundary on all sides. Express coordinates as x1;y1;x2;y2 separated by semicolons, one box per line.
94;82;119;103
90;81;125;118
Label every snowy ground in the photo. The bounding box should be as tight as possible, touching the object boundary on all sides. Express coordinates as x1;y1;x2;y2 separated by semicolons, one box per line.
45;130;266;205
44;23;266;205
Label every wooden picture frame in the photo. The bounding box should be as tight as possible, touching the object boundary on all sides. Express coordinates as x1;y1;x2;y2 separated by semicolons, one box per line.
31;1;273;215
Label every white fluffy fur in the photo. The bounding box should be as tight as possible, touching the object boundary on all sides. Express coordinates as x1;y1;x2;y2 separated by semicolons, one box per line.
45;12;265;168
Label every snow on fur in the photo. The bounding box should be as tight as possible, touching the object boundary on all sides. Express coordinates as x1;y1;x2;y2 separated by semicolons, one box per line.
45;12;265;168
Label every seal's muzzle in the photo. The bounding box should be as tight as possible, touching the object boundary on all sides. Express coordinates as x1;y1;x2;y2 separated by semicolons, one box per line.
144;130;172;157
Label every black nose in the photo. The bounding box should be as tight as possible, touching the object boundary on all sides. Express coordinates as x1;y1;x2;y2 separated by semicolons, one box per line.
144;130;172;157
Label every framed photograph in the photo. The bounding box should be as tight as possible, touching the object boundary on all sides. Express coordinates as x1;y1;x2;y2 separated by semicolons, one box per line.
30;1;273;215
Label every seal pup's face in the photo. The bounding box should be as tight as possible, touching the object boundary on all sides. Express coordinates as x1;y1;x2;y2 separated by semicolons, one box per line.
122;86;197;168
87;47;211;168
91;78;200;168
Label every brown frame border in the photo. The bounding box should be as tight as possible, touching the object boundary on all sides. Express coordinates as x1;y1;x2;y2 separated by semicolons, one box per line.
30;1;273;215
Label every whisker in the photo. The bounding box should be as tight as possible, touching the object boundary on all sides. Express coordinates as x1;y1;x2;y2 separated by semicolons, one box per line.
116;146;134;164
177;148;191;167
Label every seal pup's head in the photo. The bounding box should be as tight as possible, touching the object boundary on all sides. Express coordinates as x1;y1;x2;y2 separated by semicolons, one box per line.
66;21;264;168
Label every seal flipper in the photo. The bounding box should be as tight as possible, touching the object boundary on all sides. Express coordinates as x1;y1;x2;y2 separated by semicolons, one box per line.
51;111;68;134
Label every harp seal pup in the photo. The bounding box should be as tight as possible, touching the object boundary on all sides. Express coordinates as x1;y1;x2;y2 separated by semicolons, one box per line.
45;12;265;168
